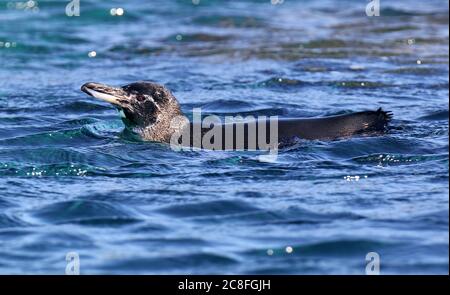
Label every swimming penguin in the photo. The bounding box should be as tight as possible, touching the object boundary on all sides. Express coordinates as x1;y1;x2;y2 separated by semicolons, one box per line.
81;81;392;150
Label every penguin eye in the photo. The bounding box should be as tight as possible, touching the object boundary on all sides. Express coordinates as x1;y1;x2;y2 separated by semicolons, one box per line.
136;95;146;102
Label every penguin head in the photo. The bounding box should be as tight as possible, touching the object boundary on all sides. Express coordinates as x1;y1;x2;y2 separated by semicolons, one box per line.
81;81;182;129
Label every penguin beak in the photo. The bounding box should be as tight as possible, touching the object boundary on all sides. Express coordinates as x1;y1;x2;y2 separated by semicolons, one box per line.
81;82;127;107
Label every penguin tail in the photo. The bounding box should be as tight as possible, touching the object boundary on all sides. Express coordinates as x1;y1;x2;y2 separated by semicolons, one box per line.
376;107;393;124
364;107;393;132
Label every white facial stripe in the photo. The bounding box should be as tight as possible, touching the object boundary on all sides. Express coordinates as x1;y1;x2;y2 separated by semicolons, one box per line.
148;95;160;110
86;88;120;105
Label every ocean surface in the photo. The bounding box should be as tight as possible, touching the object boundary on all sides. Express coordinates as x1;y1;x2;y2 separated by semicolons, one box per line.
0;0;448;274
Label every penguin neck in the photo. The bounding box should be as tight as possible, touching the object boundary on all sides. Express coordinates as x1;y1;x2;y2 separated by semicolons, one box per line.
137;106;187;143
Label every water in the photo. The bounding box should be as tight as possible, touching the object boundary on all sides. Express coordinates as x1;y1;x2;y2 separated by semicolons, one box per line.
0;0;448;274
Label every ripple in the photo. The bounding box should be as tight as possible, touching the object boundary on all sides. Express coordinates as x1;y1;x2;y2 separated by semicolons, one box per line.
0;162;105;177
0;120;124;147
192;15;265;28
298;239;395;256
200;99;256;112
108;44;167;56
156;199;259;218
98;252;238;274
32;200;140;225
258;77;310;89
384;67;445;76
334;80;389;88
156;199;363;225
0;213;29;228
55;101;112;113
258;239;395;257
418;110;449;121
166;33;232;43
352;153;448;166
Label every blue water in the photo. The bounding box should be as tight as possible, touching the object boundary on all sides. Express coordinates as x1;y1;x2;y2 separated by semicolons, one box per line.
0;0;448;274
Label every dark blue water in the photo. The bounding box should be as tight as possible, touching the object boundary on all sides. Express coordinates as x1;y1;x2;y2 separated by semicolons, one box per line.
0;0;448;274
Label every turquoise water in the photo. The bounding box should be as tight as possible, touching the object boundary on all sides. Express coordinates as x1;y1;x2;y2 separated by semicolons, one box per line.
0;0;448;274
